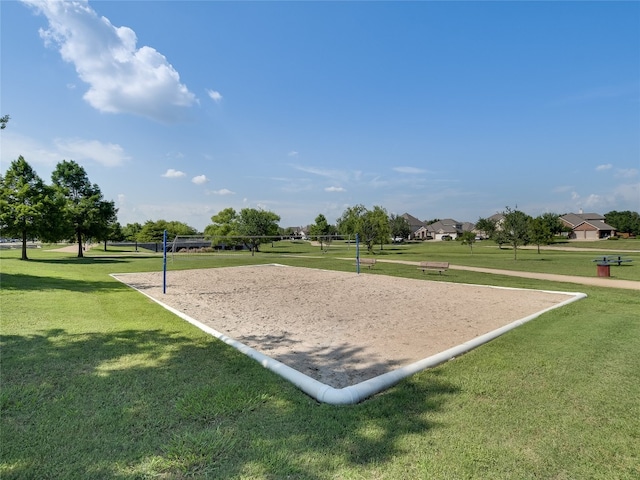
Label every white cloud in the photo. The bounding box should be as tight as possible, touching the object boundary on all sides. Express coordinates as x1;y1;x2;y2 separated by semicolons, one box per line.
615;168;638;178
596;164;613;171
22;0;196;122
210;188;234;195
582;193;605;208
0;132;128;168
393;166;428;174
288;151;299;157
612;182;640;207
0;132;62;167
206;89;222;102
55;138;129;167
162;168;186;178
192;175;209;185
291;164;350;182
325;186;346;192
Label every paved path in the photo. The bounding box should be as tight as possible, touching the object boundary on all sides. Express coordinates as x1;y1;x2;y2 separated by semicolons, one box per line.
371;259;640;291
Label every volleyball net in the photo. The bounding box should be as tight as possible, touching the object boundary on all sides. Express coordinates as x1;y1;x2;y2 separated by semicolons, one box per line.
169;234;355;261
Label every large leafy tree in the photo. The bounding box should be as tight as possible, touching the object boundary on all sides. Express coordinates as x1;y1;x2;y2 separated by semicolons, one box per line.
204;207;242;249
336;204;390;252
51;160;117;258
389;213;411;241
236;208;281;255
365;206;391;251
475;217;498;240
309;213;336;251
336;204;367;239
501;206;531;260
0;156;58;260
138;219;197;242
122;222;143;242
204;207;281;255
204;208;239;238
529;216;554;254
539;212;566;236
605;210;640;236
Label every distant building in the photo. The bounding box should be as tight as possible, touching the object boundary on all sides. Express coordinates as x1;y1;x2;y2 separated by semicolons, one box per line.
426;219;475;241
560;212;616;240
401;213;427;239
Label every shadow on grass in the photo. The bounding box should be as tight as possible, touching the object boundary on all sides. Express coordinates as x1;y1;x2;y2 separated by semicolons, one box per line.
1;327;458;479
27;257;132;265
0;272;127;293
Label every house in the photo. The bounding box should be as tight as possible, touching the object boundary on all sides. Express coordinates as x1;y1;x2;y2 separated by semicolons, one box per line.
426;219;475;241
560;212;616;240
473;213;505;239
401;213;428;240
488;213;505;228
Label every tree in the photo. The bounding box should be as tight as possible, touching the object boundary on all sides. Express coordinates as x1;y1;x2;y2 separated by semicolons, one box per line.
51;160;117;258
95;212;121;251
459;230;476;253
0;156;55;260
204;208;241;248
539;212;566;237
501;206;531;260
605;210;640;236
1;115;9;130
204;207;280;255
336;205;389;252
336;204;367;239
389;213;411;241
122;222;143;242
529;216;553;254
368;206;391;251
309;213;336;251
138;219;197;242
475;217;497;240
236;208;281;255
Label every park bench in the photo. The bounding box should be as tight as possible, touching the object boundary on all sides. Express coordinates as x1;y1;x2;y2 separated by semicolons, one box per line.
592;255;634;266
417;261;450;275
356;258;376;269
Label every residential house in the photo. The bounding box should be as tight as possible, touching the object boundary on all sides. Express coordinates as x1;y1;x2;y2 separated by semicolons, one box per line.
474;213;505;239
560;212;616;240
427;219;475;241
401;213;428;240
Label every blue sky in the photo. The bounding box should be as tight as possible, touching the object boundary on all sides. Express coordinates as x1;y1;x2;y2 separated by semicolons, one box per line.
1;0;638;231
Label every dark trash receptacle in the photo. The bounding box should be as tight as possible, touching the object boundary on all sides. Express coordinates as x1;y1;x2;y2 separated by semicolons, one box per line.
597;263;611;277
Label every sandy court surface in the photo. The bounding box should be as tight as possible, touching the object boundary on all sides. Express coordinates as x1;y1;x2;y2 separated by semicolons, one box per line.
113;265;580;388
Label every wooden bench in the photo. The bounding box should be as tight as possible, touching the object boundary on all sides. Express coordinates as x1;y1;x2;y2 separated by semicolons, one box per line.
417;261;449;275
356;258;376;269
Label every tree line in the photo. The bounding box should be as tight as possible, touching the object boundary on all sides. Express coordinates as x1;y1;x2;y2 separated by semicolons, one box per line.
3;153;638;261
1;156;117;260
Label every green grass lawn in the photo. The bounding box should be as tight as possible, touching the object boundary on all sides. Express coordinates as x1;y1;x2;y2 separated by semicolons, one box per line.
1;243;639;479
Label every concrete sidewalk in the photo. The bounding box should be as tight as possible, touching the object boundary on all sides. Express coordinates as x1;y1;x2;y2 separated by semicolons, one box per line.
372;259;640;291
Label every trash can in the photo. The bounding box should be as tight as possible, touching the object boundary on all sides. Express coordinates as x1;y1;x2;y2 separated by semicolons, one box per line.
597;263;610;277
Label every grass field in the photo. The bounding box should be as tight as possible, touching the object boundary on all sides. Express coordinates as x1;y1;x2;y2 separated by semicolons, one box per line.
1;240;639;479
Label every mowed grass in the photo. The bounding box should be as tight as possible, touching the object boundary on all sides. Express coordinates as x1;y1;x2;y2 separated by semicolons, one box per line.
1;242;639;479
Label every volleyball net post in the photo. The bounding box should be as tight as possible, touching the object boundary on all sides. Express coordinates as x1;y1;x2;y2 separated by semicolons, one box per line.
163;229;167;294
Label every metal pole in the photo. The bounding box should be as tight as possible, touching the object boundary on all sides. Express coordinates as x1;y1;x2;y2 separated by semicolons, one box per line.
163;230;167;294
356;233;360;274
